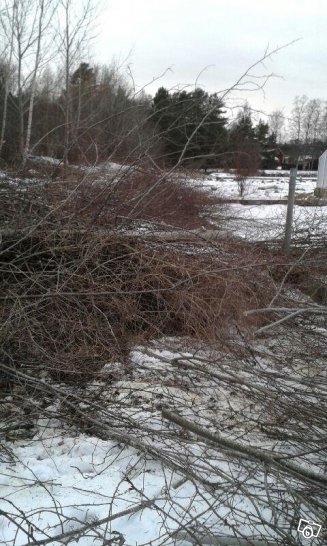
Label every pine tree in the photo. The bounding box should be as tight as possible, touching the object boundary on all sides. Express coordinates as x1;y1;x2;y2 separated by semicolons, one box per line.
255;119;277;169
152;87;226;166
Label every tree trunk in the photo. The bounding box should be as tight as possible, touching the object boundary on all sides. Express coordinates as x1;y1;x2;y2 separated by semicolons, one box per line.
63;1;70;170
24;0;45;162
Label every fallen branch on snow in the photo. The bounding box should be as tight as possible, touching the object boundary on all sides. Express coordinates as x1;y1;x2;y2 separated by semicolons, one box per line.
162;409;327;487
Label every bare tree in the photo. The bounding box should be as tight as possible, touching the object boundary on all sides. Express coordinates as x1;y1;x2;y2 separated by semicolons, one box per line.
24;0;59;161
289;94;307;143
302;98;322;144
268;109;284;143
57;0;96;168
0;0;58;162
318;101;327;142
0;1;15;157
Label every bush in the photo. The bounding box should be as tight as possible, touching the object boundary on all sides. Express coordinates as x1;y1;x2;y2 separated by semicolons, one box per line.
71;167;222;229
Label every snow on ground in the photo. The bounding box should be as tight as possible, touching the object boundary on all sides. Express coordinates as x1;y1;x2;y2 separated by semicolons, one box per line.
20;157;325;245
0;431;275;546
27;155;62;166
1;335;326;545
192;171;317;201
28;154;131;175
0;170;42;188
0;432;291;546
0;432;183;545
186;170;326;242
212;203;327;242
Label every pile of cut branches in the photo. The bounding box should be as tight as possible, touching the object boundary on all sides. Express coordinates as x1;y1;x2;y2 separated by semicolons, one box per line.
0;227;275;382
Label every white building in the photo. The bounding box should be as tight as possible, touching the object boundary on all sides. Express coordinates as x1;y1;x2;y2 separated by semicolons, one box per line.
316;150;327;197
317;150;327;188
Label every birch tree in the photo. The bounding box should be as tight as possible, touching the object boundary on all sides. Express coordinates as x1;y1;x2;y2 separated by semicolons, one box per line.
0;1;15;157
289;94;307;143
57;0;96;168
303;98;322;144
268;109;284;143
0;0;58;162
24;0;58;160
318;101;327;142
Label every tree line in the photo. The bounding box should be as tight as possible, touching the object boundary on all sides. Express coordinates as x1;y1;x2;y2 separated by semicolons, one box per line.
1;0;327;170
0;49;280;170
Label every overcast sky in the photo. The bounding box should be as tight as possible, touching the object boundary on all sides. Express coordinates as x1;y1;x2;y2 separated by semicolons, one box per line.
94;0;327;121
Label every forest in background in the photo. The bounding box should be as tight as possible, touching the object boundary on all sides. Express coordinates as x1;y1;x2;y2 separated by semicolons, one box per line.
1;0;327;170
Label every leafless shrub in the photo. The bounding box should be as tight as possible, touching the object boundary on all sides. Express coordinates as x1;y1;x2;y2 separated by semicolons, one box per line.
70;167;223;229
234;141;260;197
0;163;223;234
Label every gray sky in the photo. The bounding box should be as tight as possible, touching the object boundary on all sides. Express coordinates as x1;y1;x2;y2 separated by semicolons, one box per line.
95;0;327;120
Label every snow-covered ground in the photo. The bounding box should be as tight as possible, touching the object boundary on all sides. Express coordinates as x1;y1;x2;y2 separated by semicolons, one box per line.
1;335;326;546
4;158;324;244
188;170;327;242
1;432;188;546
211;202;327;242
192;171;317;201
28;154;131;175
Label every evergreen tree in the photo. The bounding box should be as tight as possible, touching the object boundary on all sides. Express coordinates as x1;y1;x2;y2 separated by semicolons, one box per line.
254;119;269;145
152;87;226;166
254;119;278;169
230;104;255;143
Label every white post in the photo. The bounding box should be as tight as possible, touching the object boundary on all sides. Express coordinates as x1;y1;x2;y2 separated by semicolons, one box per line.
283;168;297;253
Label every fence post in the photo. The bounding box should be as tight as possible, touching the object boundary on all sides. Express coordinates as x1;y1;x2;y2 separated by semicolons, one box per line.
283;168;297;253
